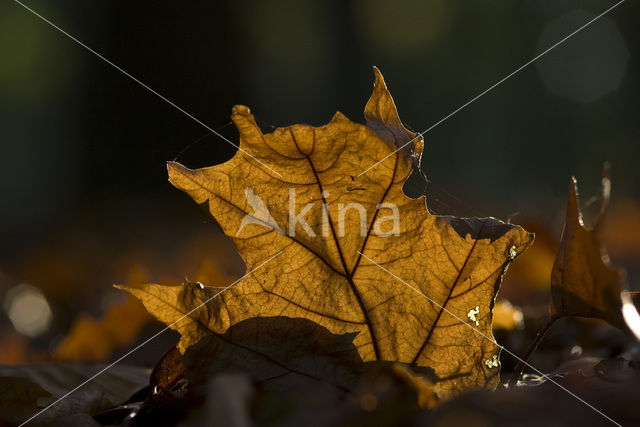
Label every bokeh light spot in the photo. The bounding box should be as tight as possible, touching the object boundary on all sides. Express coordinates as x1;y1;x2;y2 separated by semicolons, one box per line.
535;9;629;104
3;284;53;338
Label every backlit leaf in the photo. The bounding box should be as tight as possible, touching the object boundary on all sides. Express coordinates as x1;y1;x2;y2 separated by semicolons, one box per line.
121;67;532;397
551;169;630;331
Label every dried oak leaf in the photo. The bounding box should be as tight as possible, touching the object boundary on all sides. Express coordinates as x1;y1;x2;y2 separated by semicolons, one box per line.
121;67;533;397
550;171;632;332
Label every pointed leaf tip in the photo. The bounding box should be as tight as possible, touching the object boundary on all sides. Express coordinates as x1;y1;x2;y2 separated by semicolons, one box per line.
372;66;387;89
167;161;190;181
566;177;582;227
552;170;630;333
365;67;423;166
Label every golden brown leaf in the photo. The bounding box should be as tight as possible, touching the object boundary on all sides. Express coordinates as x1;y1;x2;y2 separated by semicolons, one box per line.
122;67;533;397
55;293;151;363
550;170;628;330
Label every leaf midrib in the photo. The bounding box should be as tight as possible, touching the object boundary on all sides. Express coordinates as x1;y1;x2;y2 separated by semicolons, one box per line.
290;127;384;360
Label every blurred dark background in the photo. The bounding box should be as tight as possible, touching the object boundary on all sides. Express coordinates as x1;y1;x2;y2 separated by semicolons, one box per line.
0;0;638;365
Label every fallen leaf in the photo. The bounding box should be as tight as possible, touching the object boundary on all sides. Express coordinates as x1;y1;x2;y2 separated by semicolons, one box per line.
149;346;184;392
182;317;363;392
122;67;533;397
593;357;640;383
550;168;629;331
54;293;151;363
0;375;50;425
0;363;149;425
424;357;638;427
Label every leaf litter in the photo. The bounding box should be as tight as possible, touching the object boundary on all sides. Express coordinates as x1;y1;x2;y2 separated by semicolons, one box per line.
8;68;640;427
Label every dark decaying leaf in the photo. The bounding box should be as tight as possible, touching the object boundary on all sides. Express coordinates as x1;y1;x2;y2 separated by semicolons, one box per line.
149;346;184;393
0;364;149;425
0;375;51;426
426;356;640;426
93;348;188;427
182;316;364;393
509;169;639;388
551;168;635;334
